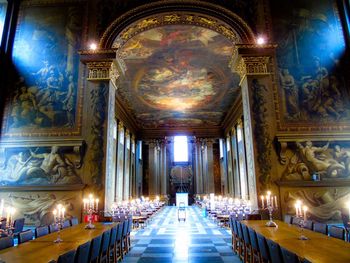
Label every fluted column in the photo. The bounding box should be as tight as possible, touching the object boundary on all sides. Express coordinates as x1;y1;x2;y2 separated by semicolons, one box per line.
206;139;215;193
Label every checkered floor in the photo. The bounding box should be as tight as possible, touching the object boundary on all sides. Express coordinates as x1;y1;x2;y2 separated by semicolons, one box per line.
122;206;241;263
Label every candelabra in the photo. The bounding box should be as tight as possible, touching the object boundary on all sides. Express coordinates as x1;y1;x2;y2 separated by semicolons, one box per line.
83;194;99;229
53;204;65;243
295;200;309;240
261;191;278;227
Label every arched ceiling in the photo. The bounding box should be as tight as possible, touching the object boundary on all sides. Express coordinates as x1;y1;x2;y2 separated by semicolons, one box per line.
116;24;240;132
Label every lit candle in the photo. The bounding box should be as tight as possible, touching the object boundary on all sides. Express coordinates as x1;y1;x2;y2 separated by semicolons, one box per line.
303;206;308;221
274;196;278;208
83;199;87;211
62;207;65;218
266;191;271;206
261;195;264;209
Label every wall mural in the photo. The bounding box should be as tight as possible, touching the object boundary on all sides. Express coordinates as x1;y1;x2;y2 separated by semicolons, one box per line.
0;146;82;186
117;25;240;129
282;188;350;222
271;0;350;129
281;141;350;181
2;4;83;136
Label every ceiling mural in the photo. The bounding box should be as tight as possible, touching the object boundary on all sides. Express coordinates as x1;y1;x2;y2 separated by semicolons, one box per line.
117;25;239;129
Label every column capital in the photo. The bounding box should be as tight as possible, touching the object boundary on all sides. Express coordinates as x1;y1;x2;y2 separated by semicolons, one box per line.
229;44;277;84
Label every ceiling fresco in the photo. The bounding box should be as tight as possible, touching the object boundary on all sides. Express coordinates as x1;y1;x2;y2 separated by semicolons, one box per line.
117;25;240;129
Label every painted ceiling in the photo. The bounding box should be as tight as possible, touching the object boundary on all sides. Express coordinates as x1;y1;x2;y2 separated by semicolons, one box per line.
117;25;240;129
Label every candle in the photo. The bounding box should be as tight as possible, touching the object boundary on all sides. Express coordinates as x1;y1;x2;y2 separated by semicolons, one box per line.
274;196;278;208
96;199;99;211
261;195;264;209
62;207;65;218
303;206;308;221
271;197;274;208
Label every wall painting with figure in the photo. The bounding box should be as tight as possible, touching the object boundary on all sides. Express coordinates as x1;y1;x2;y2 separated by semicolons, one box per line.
271;0;350;131
2;3;84;137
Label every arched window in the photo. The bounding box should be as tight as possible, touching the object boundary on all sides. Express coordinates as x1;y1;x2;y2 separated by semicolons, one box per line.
174;136;188;163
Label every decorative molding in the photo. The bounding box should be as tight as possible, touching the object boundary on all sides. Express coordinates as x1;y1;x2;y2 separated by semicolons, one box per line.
277;180;350;187
138;127;223;139
100;0;256;48
113;12;241;50
86;61;113;81
0;184;85;191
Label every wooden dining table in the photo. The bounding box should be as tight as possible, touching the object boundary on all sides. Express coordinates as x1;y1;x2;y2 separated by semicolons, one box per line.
242;220;350;263
0;222;116;263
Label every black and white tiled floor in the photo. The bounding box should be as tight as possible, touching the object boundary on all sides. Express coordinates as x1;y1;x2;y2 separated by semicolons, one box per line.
123;206;241;263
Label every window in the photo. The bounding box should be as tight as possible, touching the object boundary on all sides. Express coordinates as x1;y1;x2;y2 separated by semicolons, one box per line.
0;2;7;46
219;139;224;158
174;136;188;162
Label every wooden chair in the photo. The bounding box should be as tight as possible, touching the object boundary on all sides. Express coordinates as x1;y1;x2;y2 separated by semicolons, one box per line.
247;227;262;263
303;220;313;230
108;226;118;263
329;226;345;240
284;214;293;224
70;217;79;226
35;225;49;238
280;246;300;263
126;216;133;251
266;239;283;263
49;223;59;233
291;216;301;226
241;224;252;263
236;220;245;261
74;241;91;263
13;218;25;236
256;232;270;263
57;250;75;263
313;222;328;235
116;222;124;261
18;229;34;244
88;234;102;263
229;216;238;253
0;236;14;250
99;229;111;263
62;219;71;229
122;219;129;255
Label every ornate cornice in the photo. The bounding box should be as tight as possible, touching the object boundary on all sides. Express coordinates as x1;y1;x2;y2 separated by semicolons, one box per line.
100;0;256;48
113;12;241;50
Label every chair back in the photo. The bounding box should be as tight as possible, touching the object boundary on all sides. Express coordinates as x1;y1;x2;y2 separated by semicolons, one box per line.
313;222;328;235
13;218;25;234
236;221;243;240
74;241;91;263
291;216;301;226
247;227;259;251
256;232;270;261
18;229;34;244
229;216;234;234
122;219;129;236
0;236;14;250
49;223;59;233
57;250;75;263
0;218;6;230
35;225;49;238
99;229;111;257
329;226;345;240
304;220;313;230
116;222;123;242
89;235;102;263
266;239;283;263
109;225;117;249
280;246;300;263
232;218;238;236
127;216;133;234
284;214;293;224
70;217;79;226
241;224;251;245
62;219;71;229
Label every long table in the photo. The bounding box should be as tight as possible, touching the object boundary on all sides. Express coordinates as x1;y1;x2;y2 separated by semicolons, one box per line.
242;220;350;263
0;222;116;263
